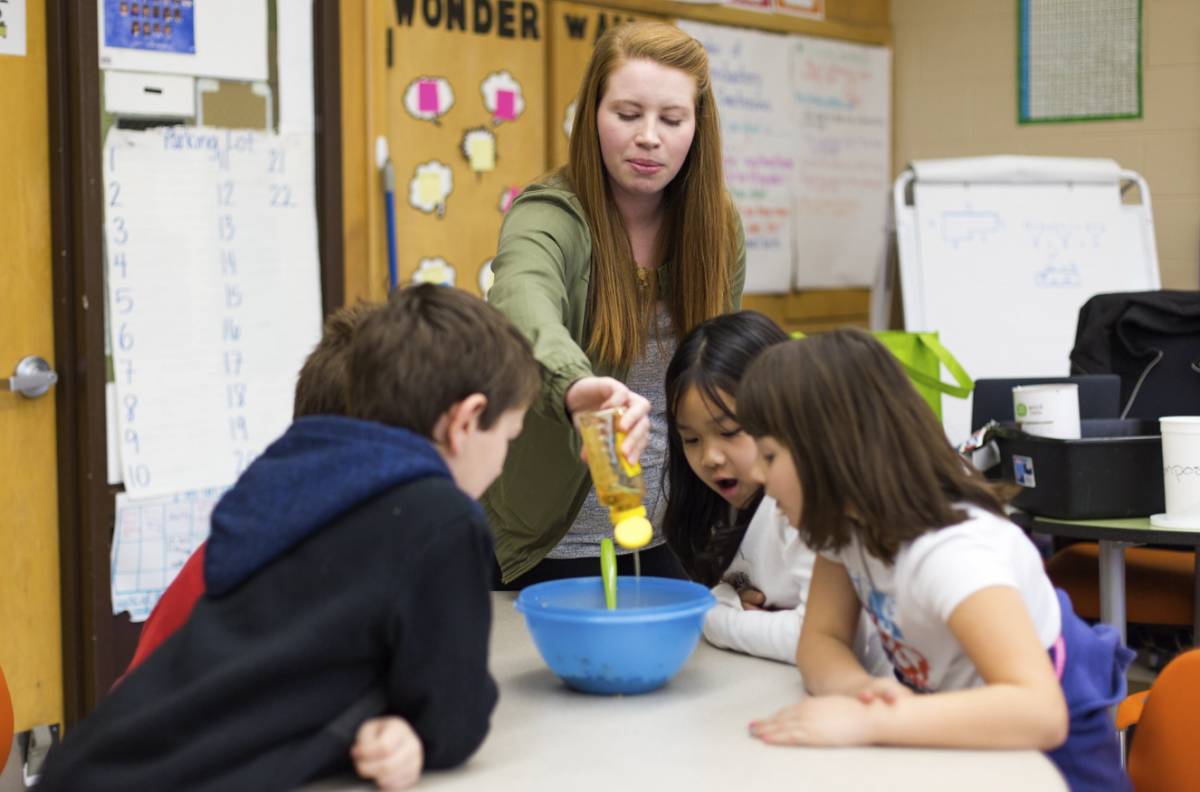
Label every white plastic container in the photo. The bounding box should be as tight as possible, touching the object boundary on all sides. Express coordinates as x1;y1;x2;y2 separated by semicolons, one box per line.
1012;384;1081;440
1151;416;1200;530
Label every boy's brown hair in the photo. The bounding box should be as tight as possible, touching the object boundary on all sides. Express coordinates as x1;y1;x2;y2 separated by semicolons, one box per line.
293;302;381;419
347;283;541;437
738;328;1015;565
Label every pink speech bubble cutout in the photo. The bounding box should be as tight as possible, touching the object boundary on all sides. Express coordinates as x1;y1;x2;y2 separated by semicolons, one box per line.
418;81;440;114
495;89;517;121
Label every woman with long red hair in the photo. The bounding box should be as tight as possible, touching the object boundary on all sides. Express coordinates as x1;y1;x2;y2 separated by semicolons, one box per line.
484;21;746;588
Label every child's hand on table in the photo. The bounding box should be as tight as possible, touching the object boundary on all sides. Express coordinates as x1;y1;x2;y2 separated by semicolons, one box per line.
352;716;424;791
749;696;879;747
738;588;766;611
855;676;913;705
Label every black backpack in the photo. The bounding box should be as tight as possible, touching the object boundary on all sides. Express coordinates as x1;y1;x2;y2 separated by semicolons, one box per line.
1071;290;1200;420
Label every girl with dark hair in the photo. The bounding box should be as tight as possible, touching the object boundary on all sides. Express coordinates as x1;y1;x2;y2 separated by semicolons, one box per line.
739;328;1133;792
663;313;887;672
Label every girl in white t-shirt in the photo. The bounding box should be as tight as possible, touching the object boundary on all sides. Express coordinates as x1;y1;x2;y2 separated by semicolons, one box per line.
662;312;887;673
738;328;1132;792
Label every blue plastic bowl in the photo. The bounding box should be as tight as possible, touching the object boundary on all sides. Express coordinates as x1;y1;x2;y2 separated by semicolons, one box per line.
514;576;716;695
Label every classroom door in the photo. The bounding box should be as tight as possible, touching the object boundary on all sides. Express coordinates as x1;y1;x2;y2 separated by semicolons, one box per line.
0;0;66;735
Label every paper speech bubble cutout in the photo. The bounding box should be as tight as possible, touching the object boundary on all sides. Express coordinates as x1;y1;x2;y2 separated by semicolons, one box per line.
412;257;457;287
404;77;455;123
499;186;522;213
563;99;577;139
481;71;525;125
462;128;497;173
408;160;454;217
478;258;495;300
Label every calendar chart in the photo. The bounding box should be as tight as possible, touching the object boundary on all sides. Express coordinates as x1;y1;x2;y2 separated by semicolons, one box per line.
103;127;323;500
111;488;227;621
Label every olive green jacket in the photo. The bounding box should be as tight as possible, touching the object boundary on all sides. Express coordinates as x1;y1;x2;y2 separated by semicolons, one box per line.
482;177;746;583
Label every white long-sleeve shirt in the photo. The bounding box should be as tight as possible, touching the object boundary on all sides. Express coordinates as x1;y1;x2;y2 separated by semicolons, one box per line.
703;495;891;676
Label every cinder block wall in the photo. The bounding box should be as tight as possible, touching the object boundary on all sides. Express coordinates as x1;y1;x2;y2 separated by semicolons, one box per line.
893;0;1200;289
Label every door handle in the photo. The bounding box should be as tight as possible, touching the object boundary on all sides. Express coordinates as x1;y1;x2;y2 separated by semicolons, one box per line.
2;356;58;399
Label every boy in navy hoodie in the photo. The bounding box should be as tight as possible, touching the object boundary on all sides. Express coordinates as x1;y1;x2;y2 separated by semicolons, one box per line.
39;284;541;792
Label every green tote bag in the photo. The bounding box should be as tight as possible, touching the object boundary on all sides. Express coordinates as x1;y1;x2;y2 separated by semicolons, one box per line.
791;331;973;423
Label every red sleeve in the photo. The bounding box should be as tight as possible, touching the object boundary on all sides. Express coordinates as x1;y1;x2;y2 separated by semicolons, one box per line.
113;542;208;688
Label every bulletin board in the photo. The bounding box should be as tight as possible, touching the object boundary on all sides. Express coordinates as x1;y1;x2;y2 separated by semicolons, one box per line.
385;0;548;297
347;0;892;313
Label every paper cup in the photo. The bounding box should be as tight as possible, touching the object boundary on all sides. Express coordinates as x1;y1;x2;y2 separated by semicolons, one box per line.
1150;417;1200;529
1012;384;1081;440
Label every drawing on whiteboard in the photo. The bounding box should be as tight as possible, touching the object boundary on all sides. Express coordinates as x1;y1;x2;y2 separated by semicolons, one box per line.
481;72;525;125
1026;219;1107;289
499;186;521;213
412;257;456;288
408;160;453;218
479;259;495;300
939;209;1004;248
404;77;455;124
563;99;576;139
1025;219;1109;251
462;128;496;173
1034;259;1082;288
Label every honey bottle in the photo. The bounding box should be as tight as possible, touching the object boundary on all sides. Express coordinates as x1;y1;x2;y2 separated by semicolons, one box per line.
578;407;653;549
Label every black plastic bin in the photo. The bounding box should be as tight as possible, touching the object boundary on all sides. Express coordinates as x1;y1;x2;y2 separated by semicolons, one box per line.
994;419;1164;520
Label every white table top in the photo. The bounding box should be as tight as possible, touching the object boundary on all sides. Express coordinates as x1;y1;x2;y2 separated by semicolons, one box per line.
305;592;1068;792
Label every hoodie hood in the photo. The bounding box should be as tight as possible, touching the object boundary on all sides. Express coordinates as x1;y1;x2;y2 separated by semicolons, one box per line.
205;415;452;597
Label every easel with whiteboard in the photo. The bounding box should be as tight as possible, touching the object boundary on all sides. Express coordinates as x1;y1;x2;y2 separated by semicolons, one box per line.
875;156;1162;443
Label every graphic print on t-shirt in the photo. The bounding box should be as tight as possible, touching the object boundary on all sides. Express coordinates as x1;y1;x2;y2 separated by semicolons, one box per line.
851;572;933;692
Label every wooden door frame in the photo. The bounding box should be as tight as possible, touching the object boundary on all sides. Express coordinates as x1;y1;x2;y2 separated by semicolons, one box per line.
46;0;344;727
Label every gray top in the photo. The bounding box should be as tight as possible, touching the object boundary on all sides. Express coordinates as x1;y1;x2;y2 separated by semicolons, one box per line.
546;311;676;559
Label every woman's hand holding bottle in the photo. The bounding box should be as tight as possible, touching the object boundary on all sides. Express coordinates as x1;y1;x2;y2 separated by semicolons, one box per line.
565;376;651;465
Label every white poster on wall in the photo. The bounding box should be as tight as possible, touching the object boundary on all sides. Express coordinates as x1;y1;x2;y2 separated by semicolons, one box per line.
0;0;28;58
99;0;268;81
677;20;795;294
790;35;891;289
103;126;323;500
111;487;227;621
277;0;315;134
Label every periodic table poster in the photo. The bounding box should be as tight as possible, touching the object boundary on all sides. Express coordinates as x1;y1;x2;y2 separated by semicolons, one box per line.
102;126;323;500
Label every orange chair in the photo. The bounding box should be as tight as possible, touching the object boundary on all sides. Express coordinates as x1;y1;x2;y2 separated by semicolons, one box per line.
1117;649;1200;792
1046;542;1195;626
0;662;12;776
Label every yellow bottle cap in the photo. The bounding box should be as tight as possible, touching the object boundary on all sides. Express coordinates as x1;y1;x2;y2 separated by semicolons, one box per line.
613;514;652;549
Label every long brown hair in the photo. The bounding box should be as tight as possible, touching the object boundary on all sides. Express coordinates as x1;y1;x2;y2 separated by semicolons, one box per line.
565;22;737;368
738;329;1016;565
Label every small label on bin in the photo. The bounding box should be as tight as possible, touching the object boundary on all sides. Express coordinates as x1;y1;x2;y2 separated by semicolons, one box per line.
1013;455;1036;488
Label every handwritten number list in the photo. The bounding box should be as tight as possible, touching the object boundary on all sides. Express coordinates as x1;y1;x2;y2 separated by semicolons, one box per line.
103;128;323;500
